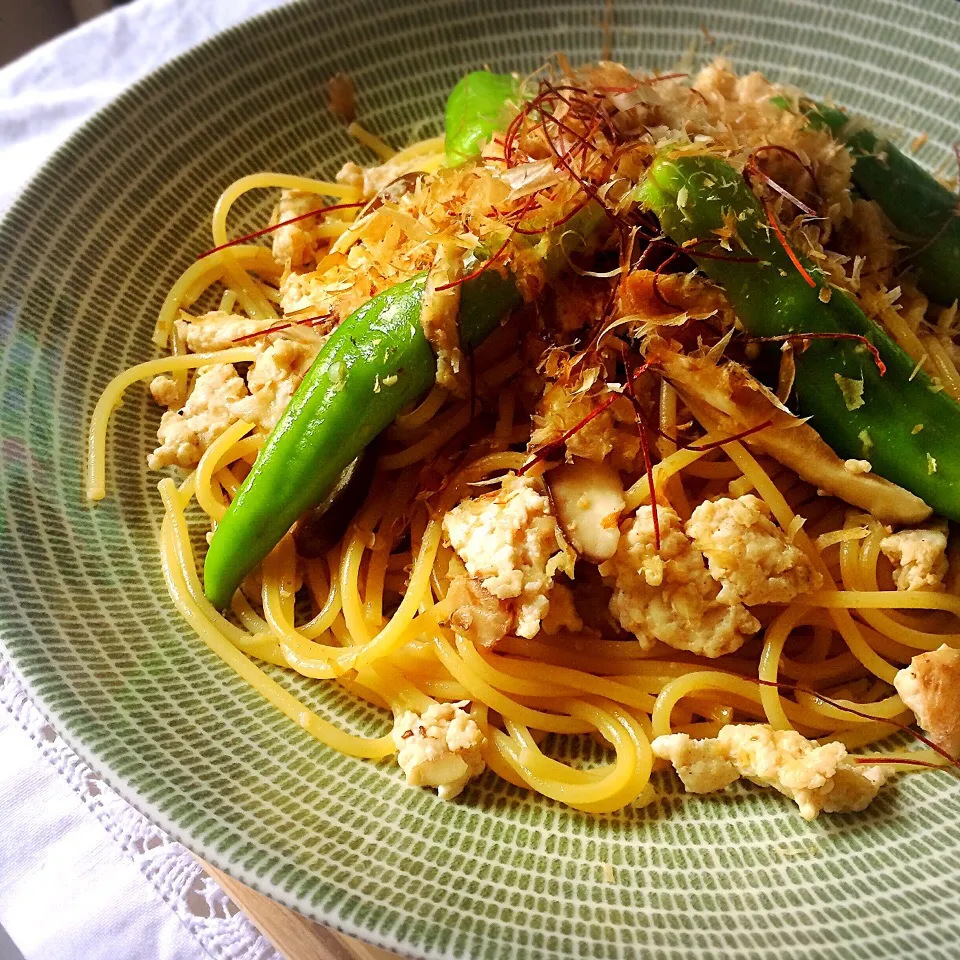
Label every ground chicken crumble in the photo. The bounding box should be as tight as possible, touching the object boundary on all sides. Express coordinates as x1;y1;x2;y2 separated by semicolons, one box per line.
653;725;889;820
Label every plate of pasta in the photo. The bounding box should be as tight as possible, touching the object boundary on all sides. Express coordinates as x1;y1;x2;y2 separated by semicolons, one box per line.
2;0;960;957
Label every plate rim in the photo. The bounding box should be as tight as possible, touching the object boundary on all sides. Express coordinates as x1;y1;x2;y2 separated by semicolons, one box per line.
1;1;960;957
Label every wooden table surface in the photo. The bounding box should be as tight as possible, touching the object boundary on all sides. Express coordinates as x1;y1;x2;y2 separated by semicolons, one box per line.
203;861;403;960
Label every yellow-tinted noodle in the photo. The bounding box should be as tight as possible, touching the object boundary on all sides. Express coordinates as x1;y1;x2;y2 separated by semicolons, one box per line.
87;153;960;813
86;348;257;501
158;478;394;758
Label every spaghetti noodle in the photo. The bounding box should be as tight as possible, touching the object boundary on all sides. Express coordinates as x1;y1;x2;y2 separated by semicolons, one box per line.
87;58;960;818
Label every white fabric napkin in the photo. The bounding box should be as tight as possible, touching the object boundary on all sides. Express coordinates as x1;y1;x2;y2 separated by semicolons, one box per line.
0;0;286;216
0;2;292;957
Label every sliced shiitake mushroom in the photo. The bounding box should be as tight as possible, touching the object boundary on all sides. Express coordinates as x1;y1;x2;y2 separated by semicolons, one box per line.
546;457;626;563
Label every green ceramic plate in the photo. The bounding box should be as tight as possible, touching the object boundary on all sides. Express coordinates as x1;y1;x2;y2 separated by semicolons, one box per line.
2;1;959;956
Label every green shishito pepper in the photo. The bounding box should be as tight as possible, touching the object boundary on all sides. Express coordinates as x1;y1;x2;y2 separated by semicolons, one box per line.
639;152;960;520
805;102;960;305
203;72;606;609
445;71;521;166
203;266;520;608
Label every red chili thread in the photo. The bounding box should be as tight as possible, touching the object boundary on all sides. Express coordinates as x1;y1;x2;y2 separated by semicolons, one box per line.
633;412;771;453
502;78;626;231
685;418;774;451
512;195;591;236
681;245;761;263
748;167;818;217
198;201;365;260
540;116;611;216
434;194;537;292
434;234;512;291
625;358;660;549
573;116;608;176
652;250;684;310
543;82;591;98
751;144;819;188
536;100;629;233
597;72;688;93
503;84;568;168
518;394;618;475
606;138;654;172
559;86;622;149
231;312;333;343
746;145;820;218
594;83;643;94
747;332;886;376
755;677;960;770
854;757;942;769
538;104;610;166
502;105;529;168
648;72;689;84
496;196;545;226
763;201;817;288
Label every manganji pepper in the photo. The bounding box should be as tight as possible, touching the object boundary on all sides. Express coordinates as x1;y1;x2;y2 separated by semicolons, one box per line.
802;101;960;305
639;151;960;521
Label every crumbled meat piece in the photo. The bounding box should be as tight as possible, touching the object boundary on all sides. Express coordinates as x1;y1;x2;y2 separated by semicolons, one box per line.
148;338;319;470
446;576;515;649
443;476;563;640
392;701;486;800
360;157;414;199
150;374;180;409
335;161;365;193
148;363;249;470
692;60;739;101
653;724;889;820
894;645;960;756
272;190;322;269
446;577;581;647
685;495;823;605
335;158;411;200
235;338;319;431
599;505;760;657
650;731;740;793
880;522;949;591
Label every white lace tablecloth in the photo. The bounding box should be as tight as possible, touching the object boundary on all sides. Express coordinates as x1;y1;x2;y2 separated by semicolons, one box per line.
0;2;293;957
0;659;280;960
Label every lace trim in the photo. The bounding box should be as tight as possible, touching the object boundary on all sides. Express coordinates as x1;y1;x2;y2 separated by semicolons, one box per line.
0;653;280;960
